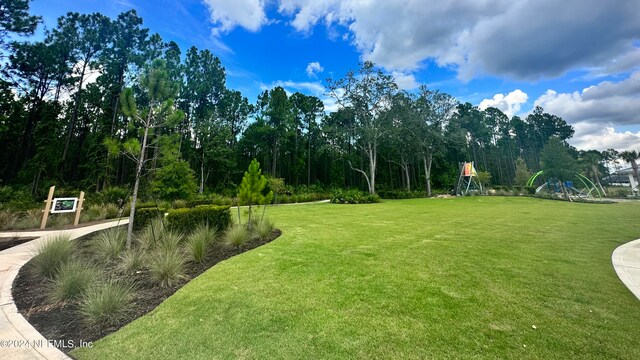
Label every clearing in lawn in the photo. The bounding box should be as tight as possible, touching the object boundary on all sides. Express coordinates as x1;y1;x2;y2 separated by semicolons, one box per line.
72;197;640;359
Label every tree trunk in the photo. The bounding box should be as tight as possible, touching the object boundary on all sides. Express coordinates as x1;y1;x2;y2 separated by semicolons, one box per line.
126;122;150;248
423;154;432;197
62;60;88;164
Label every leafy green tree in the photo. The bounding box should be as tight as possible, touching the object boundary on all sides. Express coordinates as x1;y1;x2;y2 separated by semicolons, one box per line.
328;61;398;194
514;157;531;186
151;135;197;202
120;59;184;247
0;0;40;56
540;138;578;200
237;159;273;227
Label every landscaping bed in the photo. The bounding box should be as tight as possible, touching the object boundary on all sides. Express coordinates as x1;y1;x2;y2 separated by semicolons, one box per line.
11;226;281;354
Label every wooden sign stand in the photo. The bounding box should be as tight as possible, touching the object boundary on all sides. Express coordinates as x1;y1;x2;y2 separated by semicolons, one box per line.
40;186;55;230
73;191;85;226
40;186;85;230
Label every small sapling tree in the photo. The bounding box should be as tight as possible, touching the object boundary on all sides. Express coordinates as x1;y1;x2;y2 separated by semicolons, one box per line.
119;59;184;248
237;159;273;228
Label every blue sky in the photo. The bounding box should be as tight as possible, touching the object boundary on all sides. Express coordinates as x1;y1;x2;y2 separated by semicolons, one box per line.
29;0;640;152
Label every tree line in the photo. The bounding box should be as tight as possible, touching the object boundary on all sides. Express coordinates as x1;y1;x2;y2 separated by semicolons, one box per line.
1;0;636;200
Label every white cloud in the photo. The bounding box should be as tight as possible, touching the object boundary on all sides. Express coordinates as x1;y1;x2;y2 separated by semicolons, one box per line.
202;0;267;35
275;0;640;80
533;72;640;126
259;80;340;112
306;61;324;78
532;72;640;151
478;89;528;117
570;125;640;152
391;71;419;90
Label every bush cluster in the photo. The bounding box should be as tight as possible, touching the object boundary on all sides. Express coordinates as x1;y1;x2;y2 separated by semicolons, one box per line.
134;207;166;230
331;189;381;204
377;190;427;199
491;185;536;195
166;205;231;234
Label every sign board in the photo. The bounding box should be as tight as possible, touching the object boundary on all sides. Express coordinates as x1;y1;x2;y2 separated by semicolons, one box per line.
51;198;78;213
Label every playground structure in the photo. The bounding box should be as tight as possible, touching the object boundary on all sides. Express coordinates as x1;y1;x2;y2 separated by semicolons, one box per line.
526;170;602;199
456;162;483;196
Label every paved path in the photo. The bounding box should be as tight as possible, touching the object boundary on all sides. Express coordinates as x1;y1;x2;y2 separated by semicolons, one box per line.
0;219;127;360
612;238;640;301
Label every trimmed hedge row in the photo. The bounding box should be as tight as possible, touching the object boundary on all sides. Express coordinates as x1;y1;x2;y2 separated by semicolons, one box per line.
166;205;231;234
134;207;166;230
377;190;428;199
331;189;380;204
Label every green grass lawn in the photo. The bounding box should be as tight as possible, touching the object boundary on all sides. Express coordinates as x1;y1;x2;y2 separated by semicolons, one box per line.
73;197;640;359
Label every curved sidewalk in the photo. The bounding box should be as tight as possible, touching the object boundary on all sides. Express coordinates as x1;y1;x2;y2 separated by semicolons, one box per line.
612;238;640;301
0;219;127;360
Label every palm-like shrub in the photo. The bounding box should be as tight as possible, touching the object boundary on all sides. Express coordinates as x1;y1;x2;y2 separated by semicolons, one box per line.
186;224;217;263
80;280;134;327
225;224;250;250
32;234;75;278
49;261;98;302
148;249;185;287
91;227;126;263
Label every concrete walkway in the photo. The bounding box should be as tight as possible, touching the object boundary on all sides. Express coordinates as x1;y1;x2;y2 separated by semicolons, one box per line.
0;219;127;360
612;238;640;301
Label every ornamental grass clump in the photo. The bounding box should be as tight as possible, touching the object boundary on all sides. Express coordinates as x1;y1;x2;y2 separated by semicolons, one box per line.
91;227;126;263
148;249;185;287
157;229;183;254
32;234;75;278
225;224;250;250
135;218;165;250
186;224;217;263
117;249;146;274
80;280;134;328
254;218;274;241
49;260;99;302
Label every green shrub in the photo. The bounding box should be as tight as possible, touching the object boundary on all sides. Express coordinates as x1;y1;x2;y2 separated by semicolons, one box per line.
104;203;120;219
254;218;274;241
225;224;250;250
186;224;217;263
135;218;165;250
97;186;129;205
331;189;381;204
173;199;188;209
0;210;18;230
117;249;146;274
377;190;427;199
148;249;185;287
32;234;75;278
49;261;99;302
49;213;73;229
80;280;134;327
0;186;38;211
14;209;43;230
133;207;166;231
166;205;231;234
91;227;126;263
81;204;109;222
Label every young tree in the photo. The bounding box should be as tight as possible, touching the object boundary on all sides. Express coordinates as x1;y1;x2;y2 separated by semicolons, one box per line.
151;135;197;202
328;61;397;194
540;137;578;200
237;159;273;228
120;59;184;248
514;157;531;186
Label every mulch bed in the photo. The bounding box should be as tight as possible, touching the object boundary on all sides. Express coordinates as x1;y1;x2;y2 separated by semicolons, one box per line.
11;229;281;354
0;236;37;251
